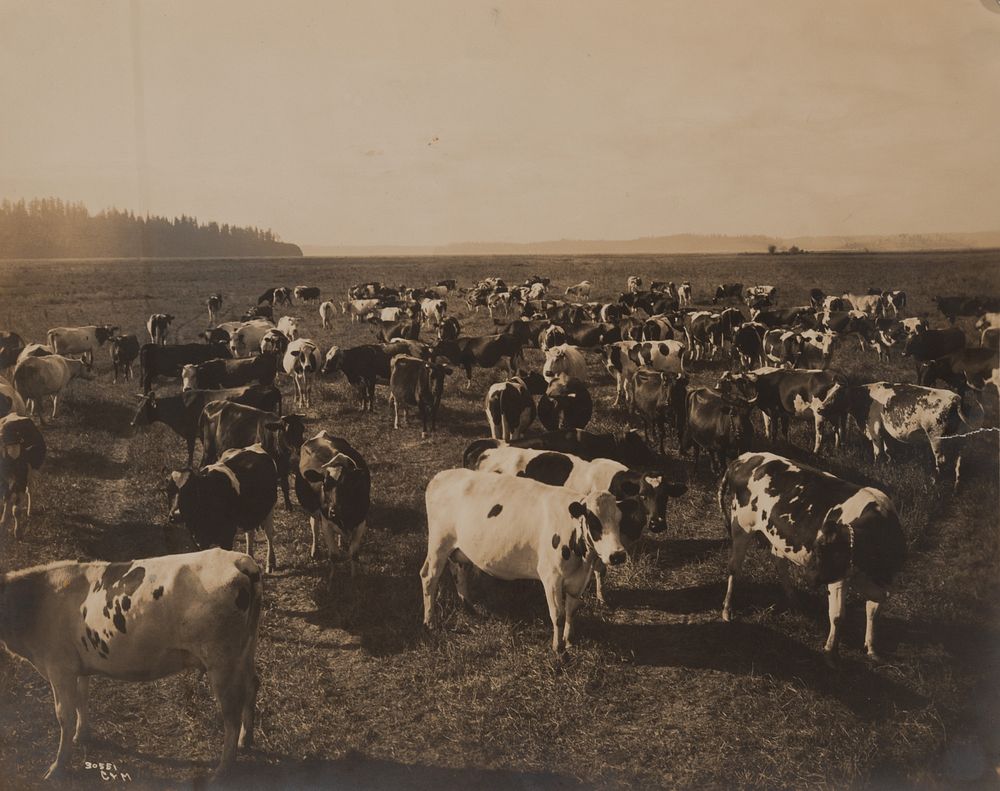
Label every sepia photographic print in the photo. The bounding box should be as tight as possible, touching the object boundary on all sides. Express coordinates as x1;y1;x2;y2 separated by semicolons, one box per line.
1;1;999;788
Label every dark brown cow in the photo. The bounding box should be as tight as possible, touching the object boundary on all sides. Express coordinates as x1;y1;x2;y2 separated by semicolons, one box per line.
679;387;753;472
432;335;525;388
388;355;452;436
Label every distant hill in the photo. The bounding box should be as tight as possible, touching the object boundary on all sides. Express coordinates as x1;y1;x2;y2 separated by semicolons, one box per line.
304;231;1000;257
0;198;302;259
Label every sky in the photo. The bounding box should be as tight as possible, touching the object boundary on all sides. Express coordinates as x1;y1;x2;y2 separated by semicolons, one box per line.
2;0;999;247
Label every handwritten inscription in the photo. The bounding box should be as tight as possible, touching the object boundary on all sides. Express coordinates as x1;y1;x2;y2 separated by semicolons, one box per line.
84;762;133;782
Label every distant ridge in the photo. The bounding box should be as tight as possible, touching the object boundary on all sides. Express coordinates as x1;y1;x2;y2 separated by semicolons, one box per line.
303;231;1000;257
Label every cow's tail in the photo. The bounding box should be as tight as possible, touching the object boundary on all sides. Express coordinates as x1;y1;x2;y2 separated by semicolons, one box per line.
717;471;732;543
955;392;985;434
45;330;56;350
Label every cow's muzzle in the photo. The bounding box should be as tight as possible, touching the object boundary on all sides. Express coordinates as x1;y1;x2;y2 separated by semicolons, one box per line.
609;550;627;566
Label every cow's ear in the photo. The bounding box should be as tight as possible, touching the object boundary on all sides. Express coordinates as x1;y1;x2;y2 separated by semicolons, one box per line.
568;500;587;519
303;468;323;484
290;350;301;357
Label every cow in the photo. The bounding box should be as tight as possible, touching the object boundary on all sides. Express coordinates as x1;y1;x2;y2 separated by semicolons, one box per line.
975;312;1000;346
745;285;777;305
377;306;405;323
259;286;293;306
206;293;223;324
388;355;452;436
679;387;753;472
561;322;619;348
538;325;568;351
798;329;838;368
884;290;906;317
343;298;380;322
752;306;814;328
242;304;274;322
0;331;25;371
602;340;686;406
283;339;321;408
110;334;141;383
919;347;1000;394
934;296;984;324
294;431;371;578
471;446;687;603
538;376;592;431
437;316;461;341
294;286;321;303
902;328;966;380
146;313;174;345
319;301;337;330
259;328;290;357
684;311;723;361
422;470;632;651
463;428;660;471
713;283;744;304
167;445;279;572
276;316;302;340
809;289;826;310
0;549;262;780
0;413;45;538
678;282;692;307
626;276;643;293
12;354;92;420
372;318;420;343
565;280;593;300
732;322;766;370
230;319;276;358
181;352;278;392
0;375;26;418
485;377;536;440
432;334;525;388
139;342;233;392
322;344;392;411
201;321;240;345
640;315;675;342
821;296;848;313
719;452;906;661
348;282;381;300
631;369;687;453
842;293;884;317
46;325;118;367
437;279;457;291
848;382;982;489
542;343;587;383
199;402;305;510
763;329;805;368
719;368;849;453
899;317;928;339
420;298;447;326
131;385;282;465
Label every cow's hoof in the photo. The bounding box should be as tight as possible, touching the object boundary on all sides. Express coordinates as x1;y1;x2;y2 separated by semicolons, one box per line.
866;650;883;664
43;763;65;781
721;609;732;623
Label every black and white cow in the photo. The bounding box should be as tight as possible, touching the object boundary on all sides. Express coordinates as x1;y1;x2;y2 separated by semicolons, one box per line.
421;469;629;651
603;340;686;407
167;445;279;572
848;382;982;489
147;313;175;345
295;431;371;579
293;286;321;303
0;549;262;780
538;376;592;431
322;344;392;411
0;331;26;371
712;283;743;304
432;335;525;388
763;329;805;368
0;413;46;538
485;376;536;440
206;293;223;324
463;428;661;472
282;339;321;408
719;452;906;661
110;335;141;383
139;341;233;392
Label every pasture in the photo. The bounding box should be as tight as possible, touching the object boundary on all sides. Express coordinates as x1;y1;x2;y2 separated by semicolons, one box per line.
0;250;998;789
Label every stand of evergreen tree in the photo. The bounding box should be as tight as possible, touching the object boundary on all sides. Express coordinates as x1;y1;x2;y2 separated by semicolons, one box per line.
0;198;302;258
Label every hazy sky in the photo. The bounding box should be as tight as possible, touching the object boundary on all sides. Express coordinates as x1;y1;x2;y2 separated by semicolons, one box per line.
2;1;999;246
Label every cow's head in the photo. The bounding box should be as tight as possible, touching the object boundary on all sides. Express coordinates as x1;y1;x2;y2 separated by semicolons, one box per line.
164;469;190;524
180;364;198;391
261;329;288;355
131;392;157;426
303;453;363;525
717;371;758;403
569;492;628;566
611;472;687;539
95;325;119;345
289;342;319;373
265;414;307;463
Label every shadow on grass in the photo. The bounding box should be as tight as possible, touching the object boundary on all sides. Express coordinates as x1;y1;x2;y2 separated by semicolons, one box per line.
64;514;169;561
47;448;129;480
372;503;423;535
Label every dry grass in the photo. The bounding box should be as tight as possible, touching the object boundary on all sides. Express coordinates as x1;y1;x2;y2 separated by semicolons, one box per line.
0;250;997;789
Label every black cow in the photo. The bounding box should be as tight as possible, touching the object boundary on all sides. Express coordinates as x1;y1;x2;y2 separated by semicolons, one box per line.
242;304;274;322
388;355;452;437
437;316;462;341
753;307;814;328
432;335;525;387
199;327;232;345
110;335;141;383
497;318;552;348
732;322;766;370
199;401;306;510
562;322;618;348
167;446;279;572
139;342;232;392
0;414;45;538
181;353;278;391
462;428;661;471
294;286;321;303
632;369;687;454
919;347;999;393
934;296;987;324
372;318;420;343
538;376;592;431
258;287;293;307
902;328;966;380
295;431;371;579
131;385;282;464
712;283;744;304
322;344;392;411
0;331;25;370
679;387;753;472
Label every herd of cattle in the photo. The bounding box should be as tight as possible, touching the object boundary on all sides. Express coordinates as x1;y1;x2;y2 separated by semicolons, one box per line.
0;272;998;780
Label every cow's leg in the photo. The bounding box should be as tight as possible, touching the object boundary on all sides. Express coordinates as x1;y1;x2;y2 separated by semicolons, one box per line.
309;515;320;559
813;413;825;453
238;658;259;750
541;573;566;653
51;394;59;419
73;677;90;745
721;528;753;622
760;412;773;441
207;667;244;780
346;520;367;577
823;579;846;657
928;437;947;481
391;394;400;429
452;559;472;607
593;564;608;606
563;588;584;649
259;510;277;573
953;451;963;492
11;490;28;539
44;671;80;779
420;538;454;628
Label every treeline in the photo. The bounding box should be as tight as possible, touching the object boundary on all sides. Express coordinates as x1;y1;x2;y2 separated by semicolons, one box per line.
0;198;302;259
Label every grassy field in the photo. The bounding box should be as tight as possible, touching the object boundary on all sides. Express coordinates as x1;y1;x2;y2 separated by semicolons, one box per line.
0;250;997;789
